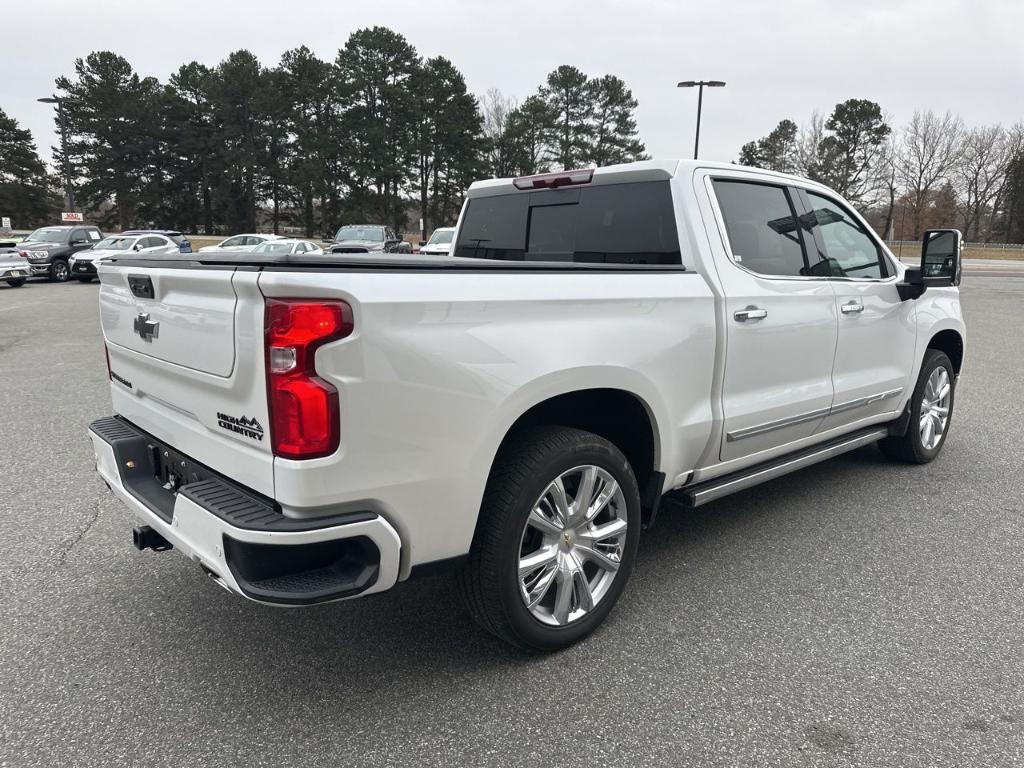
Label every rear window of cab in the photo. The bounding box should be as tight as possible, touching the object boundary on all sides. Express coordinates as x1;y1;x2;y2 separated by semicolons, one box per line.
453;181;681;265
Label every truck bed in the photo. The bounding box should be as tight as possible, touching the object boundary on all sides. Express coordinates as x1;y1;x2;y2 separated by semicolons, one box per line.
105;253;689;272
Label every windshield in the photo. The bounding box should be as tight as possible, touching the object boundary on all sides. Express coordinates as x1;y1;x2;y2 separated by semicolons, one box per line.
254;242;294;254
94;237;135;251
26;228;67;243
426;229;454;246
336;226;383;242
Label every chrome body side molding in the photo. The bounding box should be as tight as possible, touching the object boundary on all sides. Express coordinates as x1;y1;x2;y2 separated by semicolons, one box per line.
726;388;903;442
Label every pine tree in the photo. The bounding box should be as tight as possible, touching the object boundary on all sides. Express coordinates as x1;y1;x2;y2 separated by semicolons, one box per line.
0;107;57;227
336;26;420;230
505;96;557;176
737;119;798;172
164;62;220;233
413;57;486;236
55;52;163;229
207;50;268;232
541;66;593;170
280;46;338;237
587;75;645;166
809;99;891;207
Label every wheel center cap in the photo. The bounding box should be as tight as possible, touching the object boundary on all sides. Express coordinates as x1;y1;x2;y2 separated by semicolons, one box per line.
562;531;574;549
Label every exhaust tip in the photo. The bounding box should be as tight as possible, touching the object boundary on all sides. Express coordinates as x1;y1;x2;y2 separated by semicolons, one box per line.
132;525;173;552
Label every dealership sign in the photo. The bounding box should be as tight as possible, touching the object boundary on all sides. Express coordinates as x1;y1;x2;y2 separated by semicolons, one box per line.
61;212;84;222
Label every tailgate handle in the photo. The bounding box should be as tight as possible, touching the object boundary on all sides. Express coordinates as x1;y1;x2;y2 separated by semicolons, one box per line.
128;275;154;299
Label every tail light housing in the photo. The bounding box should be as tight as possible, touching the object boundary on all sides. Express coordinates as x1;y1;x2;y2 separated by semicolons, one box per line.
265;299;354;460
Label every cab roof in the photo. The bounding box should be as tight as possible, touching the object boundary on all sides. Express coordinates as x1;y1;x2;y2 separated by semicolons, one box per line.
466;159;831;198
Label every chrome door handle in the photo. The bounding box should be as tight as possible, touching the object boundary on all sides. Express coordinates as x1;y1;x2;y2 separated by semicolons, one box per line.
841;301;864;314
734;306;768;322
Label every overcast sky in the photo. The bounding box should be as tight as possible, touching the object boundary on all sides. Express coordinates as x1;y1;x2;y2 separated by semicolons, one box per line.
4;0;1022;167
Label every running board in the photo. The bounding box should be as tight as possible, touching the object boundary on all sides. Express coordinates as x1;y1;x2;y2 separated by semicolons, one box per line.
678;427;889;508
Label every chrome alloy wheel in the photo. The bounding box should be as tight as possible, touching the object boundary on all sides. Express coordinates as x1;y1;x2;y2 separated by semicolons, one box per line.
920;365;951;450
518;465;628;627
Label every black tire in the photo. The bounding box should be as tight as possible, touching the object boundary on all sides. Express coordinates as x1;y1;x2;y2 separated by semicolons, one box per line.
457;426;641;652
5;278;26;287
49;259;70;282
74;276;94;283
879;349;955;464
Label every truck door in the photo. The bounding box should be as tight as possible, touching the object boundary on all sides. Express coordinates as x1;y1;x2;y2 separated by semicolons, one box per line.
793;189;916;431
706;177;839;463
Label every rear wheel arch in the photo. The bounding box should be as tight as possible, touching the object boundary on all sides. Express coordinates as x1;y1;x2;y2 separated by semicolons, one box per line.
499;389;658;487
472;389;661;541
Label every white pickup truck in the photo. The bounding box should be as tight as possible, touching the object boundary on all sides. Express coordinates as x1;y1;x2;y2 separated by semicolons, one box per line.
89;160;965;651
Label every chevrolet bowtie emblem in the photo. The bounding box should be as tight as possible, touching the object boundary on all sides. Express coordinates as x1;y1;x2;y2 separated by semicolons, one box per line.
133;312;159;341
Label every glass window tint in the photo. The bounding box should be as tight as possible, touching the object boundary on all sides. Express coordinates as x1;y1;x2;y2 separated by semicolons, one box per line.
453;193;528;260
712;180;807;277
453;181;681;264
527;204;576;261
805;192;888;279
573;183;680;264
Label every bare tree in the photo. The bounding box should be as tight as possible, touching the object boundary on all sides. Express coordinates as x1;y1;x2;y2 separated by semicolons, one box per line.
877;138;900;239
992;121;1024;242
480;88;518;177
896;110;964;237
954;125;1009;240
793;111;824;177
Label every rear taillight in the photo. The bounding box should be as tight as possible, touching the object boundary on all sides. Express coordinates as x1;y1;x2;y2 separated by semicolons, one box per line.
264;299;353;460
512;168;594;190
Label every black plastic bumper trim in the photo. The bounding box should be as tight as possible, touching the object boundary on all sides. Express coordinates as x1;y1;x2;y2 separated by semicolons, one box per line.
223;534;380;605
89;416;376;532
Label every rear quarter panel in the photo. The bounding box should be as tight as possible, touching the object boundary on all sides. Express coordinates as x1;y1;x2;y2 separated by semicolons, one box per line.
258;268;717;575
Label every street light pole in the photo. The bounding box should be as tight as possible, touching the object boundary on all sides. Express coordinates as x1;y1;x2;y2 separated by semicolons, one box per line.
37;96;75;213
676;80;726;160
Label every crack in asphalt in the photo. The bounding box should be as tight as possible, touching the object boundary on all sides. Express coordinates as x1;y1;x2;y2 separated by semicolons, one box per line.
57;496;102;566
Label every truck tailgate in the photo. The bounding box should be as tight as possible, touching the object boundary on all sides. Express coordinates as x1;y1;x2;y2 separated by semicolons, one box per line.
100;268;237;376
98;265;274;496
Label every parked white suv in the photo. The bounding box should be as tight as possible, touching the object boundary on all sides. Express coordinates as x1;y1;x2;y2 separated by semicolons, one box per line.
88;160;965;651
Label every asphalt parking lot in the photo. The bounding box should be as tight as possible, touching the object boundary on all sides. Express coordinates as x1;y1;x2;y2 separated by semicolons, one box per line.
1;275;1022;767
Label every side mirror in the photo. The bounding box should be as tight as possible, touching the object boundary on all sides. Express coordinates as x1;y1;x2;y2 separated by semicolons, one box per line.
897;229;962;300
133;243;143;252
921;229;962;285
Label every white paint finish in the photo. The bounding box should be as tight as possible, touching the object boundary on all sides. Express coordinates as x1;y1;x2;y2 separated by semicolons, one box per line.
100;268;276;497
717;270;838;461
822;279;917;431
694;168;839;462
88;432;401;602
260;268;718;572
90;158;967;592
99;266;238;377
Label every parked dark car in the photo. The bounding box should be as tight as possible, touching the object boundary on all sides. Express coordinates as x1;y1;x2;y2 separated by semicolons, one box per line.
329;225;412;254
122;230;193;253
18;225;104;282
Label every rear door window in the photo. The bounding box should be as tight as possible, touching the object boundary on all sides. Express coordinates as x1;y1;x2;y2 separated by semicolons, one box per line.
453;181;681;265
712;180;810;278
